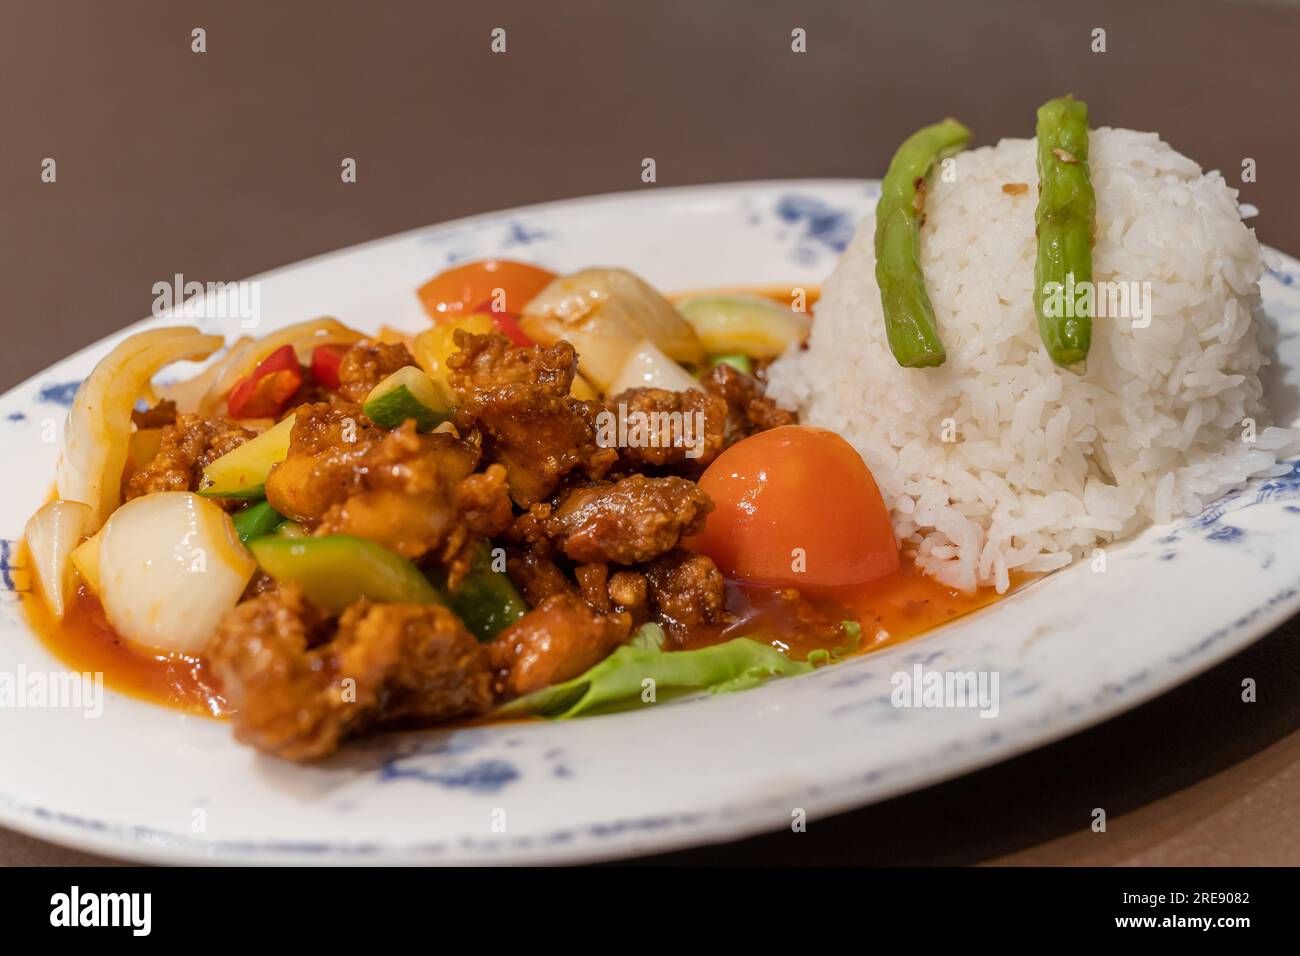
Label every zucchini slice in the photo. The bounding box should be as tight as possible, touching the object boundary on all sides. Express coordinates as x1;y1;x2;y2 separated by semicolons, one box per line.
443;542;527;641
198;414;296;499
248;534;443;614
677;295;810;359
362;366;454;431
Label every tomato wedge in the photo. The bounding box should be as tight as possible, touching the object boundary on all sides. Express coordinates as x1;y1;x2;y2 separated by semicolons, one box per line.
417;259;556;322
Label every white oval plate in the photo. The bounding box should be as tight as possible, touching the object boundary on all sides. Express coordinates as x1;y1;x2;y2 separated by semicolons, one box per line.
3;181;1300;865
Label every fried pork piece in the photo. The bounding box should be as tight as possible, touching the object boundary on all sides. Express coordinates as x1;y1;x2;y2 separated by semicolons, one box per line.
448;330;575;392
336;341;417;403
602;387;727;470
506;542;649;621
210;585;494;761
265;402;511;559
606;569;649;618
454;464;514;535
448;332;617;506
123;413;255;500
646;548;728;636
540;474;714;565
439;463;515;588
488;593;631;698
506;547;575;605
701;362;797;439
574;563;611;611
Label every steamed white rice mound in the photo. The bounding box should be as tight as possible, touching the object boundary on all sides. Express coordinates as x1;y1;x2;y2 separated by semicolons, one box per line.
767;128;1300;593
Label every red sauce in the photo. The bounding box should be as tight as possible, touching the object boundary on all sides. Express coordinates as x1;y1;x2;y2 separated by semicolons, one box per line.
25;582;228;718
679;562;1008;657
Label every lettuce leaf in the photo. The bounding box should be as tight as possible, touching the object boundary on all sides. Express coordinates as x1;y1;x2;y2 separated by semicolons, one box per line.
496;623;813;720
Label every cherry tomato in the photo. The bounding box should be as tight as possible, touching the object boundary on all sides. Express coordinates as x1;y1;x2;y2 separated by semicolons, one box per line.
687;425;898;590
417;259;556;322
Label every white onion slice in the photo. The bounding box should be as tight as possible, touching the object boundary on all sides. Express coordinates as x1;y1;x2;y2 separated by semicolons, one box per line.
57;327;224;532
155;334;252;413
24;500;92;619
520;269;704;391
607;339;703;396
97;492;255;655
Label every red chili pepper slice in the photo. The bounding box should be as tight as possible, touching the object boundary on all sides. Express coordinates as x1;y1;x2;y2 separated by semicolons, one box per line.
249;345;299;379
227;345;303;418
472;300;535;348
228;368;302;419
310;344;347;390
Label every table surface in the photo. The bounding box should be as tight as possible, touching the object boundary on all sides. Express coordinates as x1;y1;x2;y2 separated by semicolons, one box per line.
3;0;1299;866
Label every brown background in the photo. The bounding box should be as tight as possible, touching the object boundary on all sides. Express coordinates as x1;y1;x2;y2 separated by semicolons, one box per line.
3;0;1300;865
